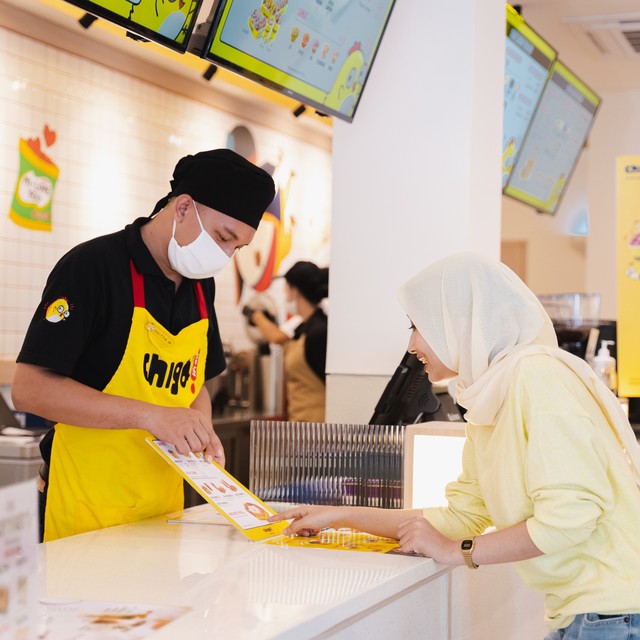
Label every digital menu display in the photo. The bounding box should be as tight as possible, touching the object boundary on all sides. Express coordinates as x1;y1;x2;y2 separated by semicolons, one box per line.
202;0;396;122
502;6;556;188
63;0;204;53
504;60;601;214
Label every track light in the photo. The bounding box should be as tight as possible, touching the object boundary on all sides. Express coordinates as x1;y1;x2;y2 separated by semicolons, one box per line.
203;64;218;81
292;104;306;118
78;13;97;29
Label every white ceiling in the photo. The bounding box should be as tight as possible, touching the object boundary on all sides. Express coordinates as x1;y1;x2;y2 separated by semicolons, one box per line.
518;0;640;93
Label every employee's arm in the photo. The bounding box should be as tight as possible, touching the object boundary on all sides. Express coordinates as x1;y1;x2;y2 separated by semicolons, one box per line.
190;383;212;421
12;363;223;462
251;311;290;345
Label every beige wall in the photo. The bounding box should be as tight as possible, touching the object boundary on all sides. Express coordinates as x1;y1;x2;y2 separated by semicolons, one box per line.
501;148;590;297
501;197;588;296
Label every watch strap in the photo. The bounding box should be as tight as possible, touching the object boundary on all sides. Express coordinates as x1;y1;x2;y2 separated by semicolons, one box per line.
461;537;479;569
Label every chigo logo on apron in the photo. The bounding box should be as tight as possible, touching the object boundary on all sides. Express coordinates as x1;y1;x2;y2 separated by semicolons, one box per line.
143;349;201;395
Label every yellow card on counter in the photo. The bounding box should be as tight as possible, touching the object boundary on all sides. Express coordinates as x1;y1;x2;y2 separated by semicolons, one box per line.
264;528;401;554
147;438;289;542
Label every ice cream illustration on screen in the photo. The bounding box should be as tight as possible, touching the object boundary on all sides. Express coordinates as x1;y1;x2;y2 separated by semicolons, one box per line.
324;42;366;115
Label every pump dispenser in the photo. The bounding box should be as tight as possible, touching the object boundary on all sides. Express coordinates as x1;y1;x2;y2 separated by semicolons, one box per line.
591;340;618;393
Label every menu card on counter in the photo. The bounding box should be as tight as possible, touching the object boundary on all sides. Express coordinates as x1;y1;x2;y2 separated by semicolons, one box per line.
148;439;403;554
0;479;38;640
264;528;400;554
147;439;290;542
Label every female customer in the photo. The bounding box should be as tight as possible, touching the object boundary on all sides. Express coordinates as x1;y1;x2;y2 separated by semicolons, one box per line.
271;252;640;638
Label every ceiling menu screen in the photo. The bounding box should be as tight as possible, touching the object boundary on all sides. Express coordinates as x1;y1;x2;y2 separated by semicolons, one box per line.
502;12;556;188
504;61;600;214
206;0;395;120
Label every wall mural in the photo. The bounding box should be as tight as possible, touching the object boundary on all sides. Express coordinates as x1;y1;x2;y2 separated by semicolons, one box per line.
228;125;294;302
9;125;58;232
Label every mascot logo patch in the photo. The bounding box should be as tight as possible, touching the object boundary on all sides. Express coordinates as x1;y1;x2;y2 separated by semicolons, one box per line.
45;297;72;323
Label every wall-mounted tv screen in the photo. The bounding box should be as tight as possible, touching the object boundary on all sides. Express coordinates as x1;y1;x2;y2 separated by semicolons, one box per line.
504;60;601;214
63;0;204;53
502;6;556;189
201;0;396;122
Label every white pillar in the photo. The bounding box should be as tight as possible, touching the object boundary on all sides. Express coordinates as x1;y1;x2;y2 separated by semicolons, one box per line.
326;0;505;422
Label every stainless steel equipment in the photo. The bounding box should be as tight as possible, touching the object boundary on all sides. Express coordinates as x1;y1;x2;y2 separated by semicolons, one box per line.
0;435;42;487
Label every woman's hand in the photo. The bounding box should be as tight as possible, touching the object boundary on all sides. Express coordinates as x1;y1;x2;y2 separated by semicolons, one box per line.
268;505;347;536
396;515;458;564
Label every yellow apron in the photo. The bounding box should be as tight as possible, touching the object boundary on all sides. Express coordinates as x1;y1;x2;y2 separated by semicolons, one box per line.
284;334;326;423
44;261;209;541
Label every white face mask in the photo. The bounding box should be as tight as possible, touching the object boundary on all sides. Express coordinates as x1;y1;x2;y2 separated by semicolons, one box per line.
286;299;298;316
167;201;231;279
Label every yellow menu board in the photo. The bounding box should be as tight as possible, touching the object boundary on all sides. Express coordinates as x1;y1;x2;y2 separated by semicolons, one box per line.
616;157;640;397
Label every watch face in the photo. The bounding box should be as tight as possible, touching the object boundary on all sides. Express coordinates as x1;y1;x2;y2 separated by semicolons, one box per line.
461;539;473;551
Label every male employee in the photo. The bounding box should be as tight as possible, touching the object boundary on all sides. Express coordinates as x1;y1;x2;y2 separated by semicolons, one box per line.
12;149;275;542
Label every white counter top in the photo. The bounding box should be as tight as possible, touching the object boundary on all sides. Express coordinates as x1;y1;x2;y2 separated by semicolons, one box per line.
38;507;448;639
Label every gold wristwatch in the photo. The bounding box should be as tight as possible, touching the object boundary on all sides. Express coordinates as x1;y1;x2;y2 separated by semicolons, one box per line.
461;538;478;569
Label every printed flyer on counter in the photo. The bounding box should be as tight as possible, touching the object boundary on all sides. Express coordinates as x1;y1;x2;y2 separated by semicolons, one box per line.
0;479;38;640
148;439;403;554
37;599;189;640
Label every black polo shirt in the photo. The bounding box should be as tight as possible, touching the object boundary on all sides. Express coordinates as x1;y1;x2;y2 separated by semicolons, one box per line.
17;217;226;462
292;308;328;382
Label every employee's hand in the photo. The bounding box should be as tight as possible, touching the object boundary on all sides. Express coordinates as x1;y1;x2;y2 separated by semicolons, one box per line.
396;515;455;562
145;406;225;466
268;505;344;536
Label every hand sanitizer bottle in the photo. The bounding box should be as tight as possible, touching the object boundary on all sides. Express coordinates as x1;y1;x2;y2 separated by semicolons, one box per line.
591;340;618;393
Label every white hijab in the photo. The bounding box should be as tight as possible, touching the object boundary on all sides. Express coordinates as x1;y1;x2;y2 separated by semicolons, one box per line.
397;252;640;486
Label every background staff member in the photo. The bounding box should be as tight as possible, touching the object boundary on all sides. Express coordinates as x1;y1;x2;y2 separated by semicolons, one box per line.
12;149;275;542
246;261;328;422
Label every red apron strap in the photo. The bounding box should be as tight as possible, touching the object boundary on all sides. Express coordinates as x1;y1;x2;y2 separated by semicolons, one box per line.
194;282;208;320
130;260;145;308
131;258;207;318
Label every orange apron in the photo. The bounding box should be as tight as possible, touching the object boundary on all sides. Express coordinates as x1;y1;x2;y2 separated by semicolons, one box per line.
44;261;209;541
284;334;326;423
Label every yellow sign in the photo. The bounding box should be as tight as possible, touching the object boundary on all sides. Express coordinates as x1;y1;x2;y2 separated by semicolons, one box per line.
616;157;640;397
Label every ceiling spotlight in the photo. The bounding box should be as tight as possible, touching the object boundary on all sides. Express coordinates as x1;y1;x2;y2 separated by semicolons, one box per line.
203;64;218;81
292;104;306;118
78;13;98;29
